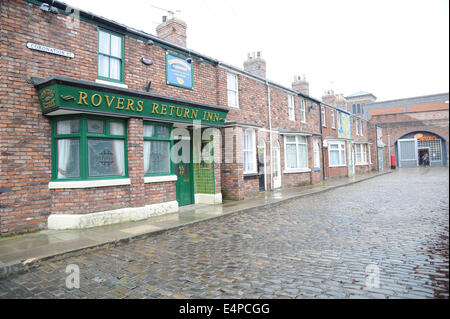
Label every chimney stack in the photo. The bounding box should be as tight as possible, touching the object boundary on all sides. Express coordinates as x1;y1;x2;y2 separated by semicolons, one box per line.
156;16;187;47
292;74;310;96
243;51;266;78
322;89;336;105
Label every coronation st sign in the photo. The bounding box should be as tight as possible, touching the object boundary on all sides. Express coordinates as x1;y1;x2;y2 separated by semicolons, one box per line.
37;84;227;125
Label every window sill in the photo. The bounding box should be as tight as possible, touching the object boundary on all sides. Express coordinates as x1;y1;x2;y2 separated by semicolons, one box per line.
49;178;131;189
243;172;259;178
95;79;128;89
314;167;322;171
329;165;346;168
144;175;177;183
283;168;311;174
301;121;307;124
355;163;369;166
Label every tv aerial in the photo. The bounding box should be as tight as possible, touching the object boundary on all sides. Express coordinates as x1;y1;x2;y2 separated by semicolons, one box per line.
150;4;181;19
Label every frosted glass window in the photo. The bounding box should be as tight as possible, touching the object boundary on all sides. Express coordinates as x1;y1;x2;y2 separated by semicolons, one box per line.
88;139;125;177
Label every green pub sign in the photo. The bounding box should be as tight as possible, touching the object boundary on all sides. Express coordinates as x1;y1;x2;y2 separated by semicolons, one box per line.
37;83;227;126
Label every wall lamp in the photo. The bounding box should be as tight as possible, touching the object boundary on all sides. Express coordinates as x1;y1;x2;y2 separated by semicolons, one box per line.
308;103;317;112
147;39;154;45
39;3;59;14
186;57;193;64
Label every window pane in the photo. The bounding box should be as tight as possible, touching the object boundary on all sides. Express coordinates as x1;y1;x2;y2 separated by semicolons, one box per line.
244;150;254;172
109;57;121;80
110;35;122;58
297;136;307;144
98;54;109;78
98;31;110;55
329;150;339;166
228;90;237;107
157;125;170;138
57;139;80;178
144;124;155;137
286;136;296;143
330;144;339;150
298;144;308;168
88;139;125;177
227;73;237;90
340;150;345;164
110;122;124;135
87;119;104;134
144;141;170;175
286;144;298;169
57;119;79;134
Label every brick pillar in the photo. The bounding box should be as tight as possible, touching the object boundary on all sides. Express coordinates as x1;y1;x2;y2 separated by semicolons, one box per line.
221;126;244;200
127;118;145;207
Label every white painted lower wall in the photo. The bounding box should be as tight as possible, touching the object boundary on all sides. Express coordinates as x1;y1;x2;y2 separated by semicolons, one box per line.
194;193;222;205
48;200;179;230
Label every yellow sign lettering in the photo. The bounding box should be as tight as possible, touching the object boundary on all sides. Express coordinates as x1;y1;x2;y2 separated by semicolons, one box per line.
136;100;143;112
160;104;168;115
78;91;88;105
116;97;125;110
105;95;115;108
126;99;134;111
91;94;102;107
152;103;159;114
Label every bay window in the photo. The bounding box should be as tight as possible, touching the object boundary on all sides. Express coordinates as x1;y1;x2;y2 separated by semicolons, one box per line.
284;135;308;171
243;129;256;173
144;123;172;175
53;116;127;180
328;141;346;167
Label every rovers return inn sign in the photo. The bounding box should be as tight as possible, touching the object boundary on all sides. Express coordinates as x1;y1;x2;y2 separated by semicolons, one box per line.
35;77;228;126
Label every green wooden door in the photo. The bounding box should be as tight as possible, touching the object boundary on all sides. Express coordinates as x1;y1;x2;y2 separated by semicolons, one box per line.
175;159;194;206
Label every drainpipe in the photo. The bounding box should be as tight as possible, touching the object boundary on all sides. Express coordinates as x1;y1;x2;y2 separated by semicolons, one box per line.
375;124;379;171
266;80;273;190
319;103;325;180
387;134;391;169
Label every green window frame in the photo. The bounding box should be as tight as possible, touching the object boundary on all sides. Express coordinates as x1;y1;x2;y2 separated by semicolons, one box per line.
143;122;174;176
97;28;125;83
51;115;128;181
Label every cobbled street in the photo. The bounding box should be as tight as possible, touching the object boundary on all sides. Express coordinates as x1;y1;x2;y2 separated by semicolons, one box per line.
0;168;448;299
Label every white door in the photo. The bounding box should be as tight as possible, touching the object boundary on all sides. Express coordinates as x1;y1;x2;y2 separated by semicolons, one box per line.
272;140;281;189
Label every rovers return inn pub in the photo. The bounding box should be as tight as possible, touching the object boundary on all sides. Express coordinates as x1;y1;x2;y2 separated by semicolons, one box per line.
2;0;408;236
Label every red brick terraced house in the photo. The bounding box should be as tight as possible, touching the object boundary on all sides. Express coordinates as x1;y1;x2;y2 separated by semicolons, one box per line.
1;0;387;236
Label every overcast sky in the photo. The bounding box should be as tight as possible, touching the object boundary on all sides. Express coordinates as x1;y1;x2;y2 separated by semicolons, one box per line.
64;0;449;102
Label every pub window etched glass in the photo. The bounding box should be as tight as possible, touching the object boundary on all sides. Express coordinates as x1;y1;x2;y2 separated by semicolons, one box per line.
57;139;80;179
144;141;170;175
87;119;104;134
87;139;125;177
56;119;79;134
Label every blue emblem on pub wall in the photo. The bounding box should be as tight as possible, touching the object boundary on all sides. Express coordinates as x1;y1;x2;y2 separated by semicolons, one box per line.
166;52;193;89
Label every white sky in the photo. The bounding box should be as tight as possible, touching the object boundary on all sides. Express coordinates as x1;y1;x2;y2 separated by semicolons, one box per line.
64;0;449;102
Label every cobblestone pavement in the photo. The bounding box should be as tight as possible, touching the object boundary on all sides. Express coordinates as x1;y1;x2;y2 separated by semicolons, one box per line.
0;167;448;299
